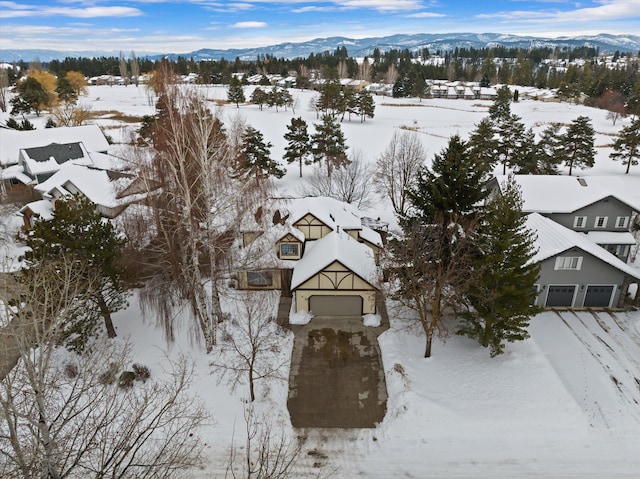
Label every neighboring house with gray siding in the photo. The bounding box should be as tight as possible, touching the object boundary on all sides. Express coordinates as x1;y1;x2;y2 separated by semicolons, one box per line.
527;213;640;308
489;175;640;262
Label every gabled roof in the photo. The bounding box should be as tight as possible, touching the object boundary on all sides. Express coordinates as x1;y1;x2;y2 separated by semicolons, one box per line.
492;175;640;213
526;213;640;280
1;125;110;167
18;199;54;221
35;164;139;209
290;231;378;289
21;142;93;176
286;196;363;231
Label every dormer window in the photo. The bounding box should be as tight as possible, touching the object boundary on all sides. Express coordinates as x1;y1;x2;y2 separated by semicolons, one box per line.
280;243;300;257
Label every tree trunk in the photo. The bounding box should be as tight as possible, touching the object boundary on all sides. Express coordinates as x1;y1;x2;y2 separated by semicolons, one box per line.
424;332;433;358
97;292;117;338
299;159;303;177
249;367;255;402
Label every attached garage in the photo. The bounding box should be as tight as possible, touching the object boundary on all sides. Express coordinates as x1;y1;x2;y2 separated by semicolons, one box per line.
309;295;363;316
583;285;615;307
546;285;576;307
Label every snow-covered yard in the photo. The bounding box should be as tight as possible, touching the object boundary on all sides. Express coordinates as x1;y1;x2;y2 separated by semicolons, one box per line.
2;84;640;477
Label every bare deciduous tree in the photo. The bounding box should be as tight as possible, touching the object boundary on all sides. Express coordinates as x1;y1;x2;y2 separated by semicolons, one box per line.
211;291;289;402
226;404;303;479
386;217;476;358
299;150;375;210
130;51;140;87
374;131;425;216
0;258;207;478
50;101;93;126
0;68;8;113
119;51;129;86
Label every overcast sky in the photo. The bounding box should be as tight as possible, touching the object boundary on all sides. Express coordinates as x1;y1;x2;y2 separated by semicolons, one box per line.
1;0;639;53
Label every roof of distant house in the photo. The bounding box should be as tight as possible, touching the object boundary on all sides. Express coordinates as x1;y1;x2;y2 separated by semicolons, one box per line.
492;175;640;213
0;125;110;167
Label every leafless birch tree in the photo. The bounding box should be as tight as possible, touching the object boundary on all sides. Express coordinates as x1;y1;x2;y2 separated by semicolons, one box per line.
374;131;426;216
132;65;269;353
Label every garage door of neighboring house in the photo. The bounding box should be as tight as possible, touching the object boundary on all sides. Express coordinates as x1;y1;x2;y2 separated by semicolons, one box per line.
546;285;576;307
583;285;614;307
309;295;363;316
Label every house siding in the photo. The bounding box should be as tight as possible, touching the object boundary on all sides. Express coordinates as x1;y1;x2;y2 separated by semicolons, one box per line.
293;213;332;240
544;197;634;233
534;247;629;307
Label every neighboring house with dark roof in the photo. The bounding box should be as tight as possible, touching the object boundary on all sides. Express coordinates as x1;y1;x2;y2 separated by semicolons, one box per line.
20;142;94;183
19;164;146;228
526;213;640;308
238;196;385;317
489;175;640;262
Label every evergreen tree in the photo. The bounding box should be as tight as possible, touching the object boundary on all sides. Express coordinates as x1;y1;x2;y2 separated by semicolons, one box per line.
495;113;526;174
354;89;375;122
250;87;267;110
10;76;48;117
21;195;127;346
610;117;640;174
283;117;311;177
227;76;245;108
405;135;488;227
513;128;540;174
56;76;77;104
238;126;284;183
458;179;541;357
468;118;498;173
311;114;349;176
535;123;563;174
562;116;595;175
488;85;512;123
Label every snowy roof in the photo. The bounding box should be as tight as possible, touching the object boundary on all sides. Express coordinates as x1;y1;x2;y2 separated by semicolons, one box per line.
526;213;640;279
358;226;383;247
585;231;637;245
290;231;378;289
0;164;32;184
0;125;110;167
493;175;640;213
21;142;94;176
18;199;54;221
285;196;364;232
35;164;138;209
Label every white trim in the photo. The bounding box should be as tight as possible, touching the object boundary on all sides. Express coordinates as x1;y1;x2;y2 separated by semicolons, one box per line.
615;216;630;229
544;284;578;308
583;284;616;308
554;256;583;270
594;216;608;228
573;215;587;229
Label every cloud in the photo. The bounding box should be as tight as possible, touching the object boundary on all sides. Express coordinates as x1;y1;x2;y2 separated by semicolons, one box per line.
0;2;142;18
339;0;423;12
230;21;268;28
291;6;338;13
407;11;445;18
476;0;638;23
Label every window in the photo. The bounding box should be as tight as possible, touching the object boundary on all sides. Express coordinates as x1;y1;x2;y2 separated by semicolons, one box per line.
554;256;583;270
247;271;273;287
280;243;299;257
573;216;587;228
594;216;608;228
616;216;630;229
616;245;630;257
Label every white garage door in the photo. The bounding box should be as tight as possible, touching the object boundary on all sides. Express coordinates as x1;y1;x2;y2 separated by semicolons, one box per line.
309;295;363;316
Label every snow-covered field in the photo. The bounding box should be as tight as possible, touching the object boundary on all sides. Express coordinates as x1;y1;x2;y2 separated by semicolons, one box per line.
3;84;640;477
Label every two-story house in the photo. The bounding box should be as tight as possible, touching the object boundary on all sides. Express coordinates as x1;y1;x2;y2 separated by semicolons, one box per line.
488;175;639;262
237;196;384;317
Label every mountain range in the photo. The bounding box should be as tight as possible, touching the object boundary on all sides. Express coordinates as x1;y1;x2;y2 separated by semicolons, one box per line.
2;32;639;63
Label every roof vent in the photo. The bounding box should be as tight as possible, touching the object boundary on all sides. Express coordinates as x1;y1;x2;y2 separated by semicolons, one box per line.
577;178;588;187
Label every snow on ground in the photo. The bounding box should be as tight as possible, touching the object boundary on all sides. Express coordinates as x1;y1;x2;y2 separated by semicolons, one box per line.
3;84;640;477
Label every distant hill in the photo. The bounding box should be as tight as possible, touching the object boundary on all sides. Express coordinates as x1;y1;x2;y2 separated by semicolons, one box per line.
2;33;639;63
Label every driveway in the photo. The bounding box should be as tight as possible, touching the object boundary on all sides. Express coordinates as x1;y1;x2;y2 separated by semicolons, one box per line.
287;298;389;428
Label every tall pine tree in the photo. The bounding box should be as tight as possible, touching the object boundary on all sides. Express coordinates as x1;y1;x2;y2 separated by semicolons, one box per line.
562;115;595;175
610;117;640;174
458;179;541;357
238;126;284;184
227;76;245;108
283;117;311;177
311;114;349;176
